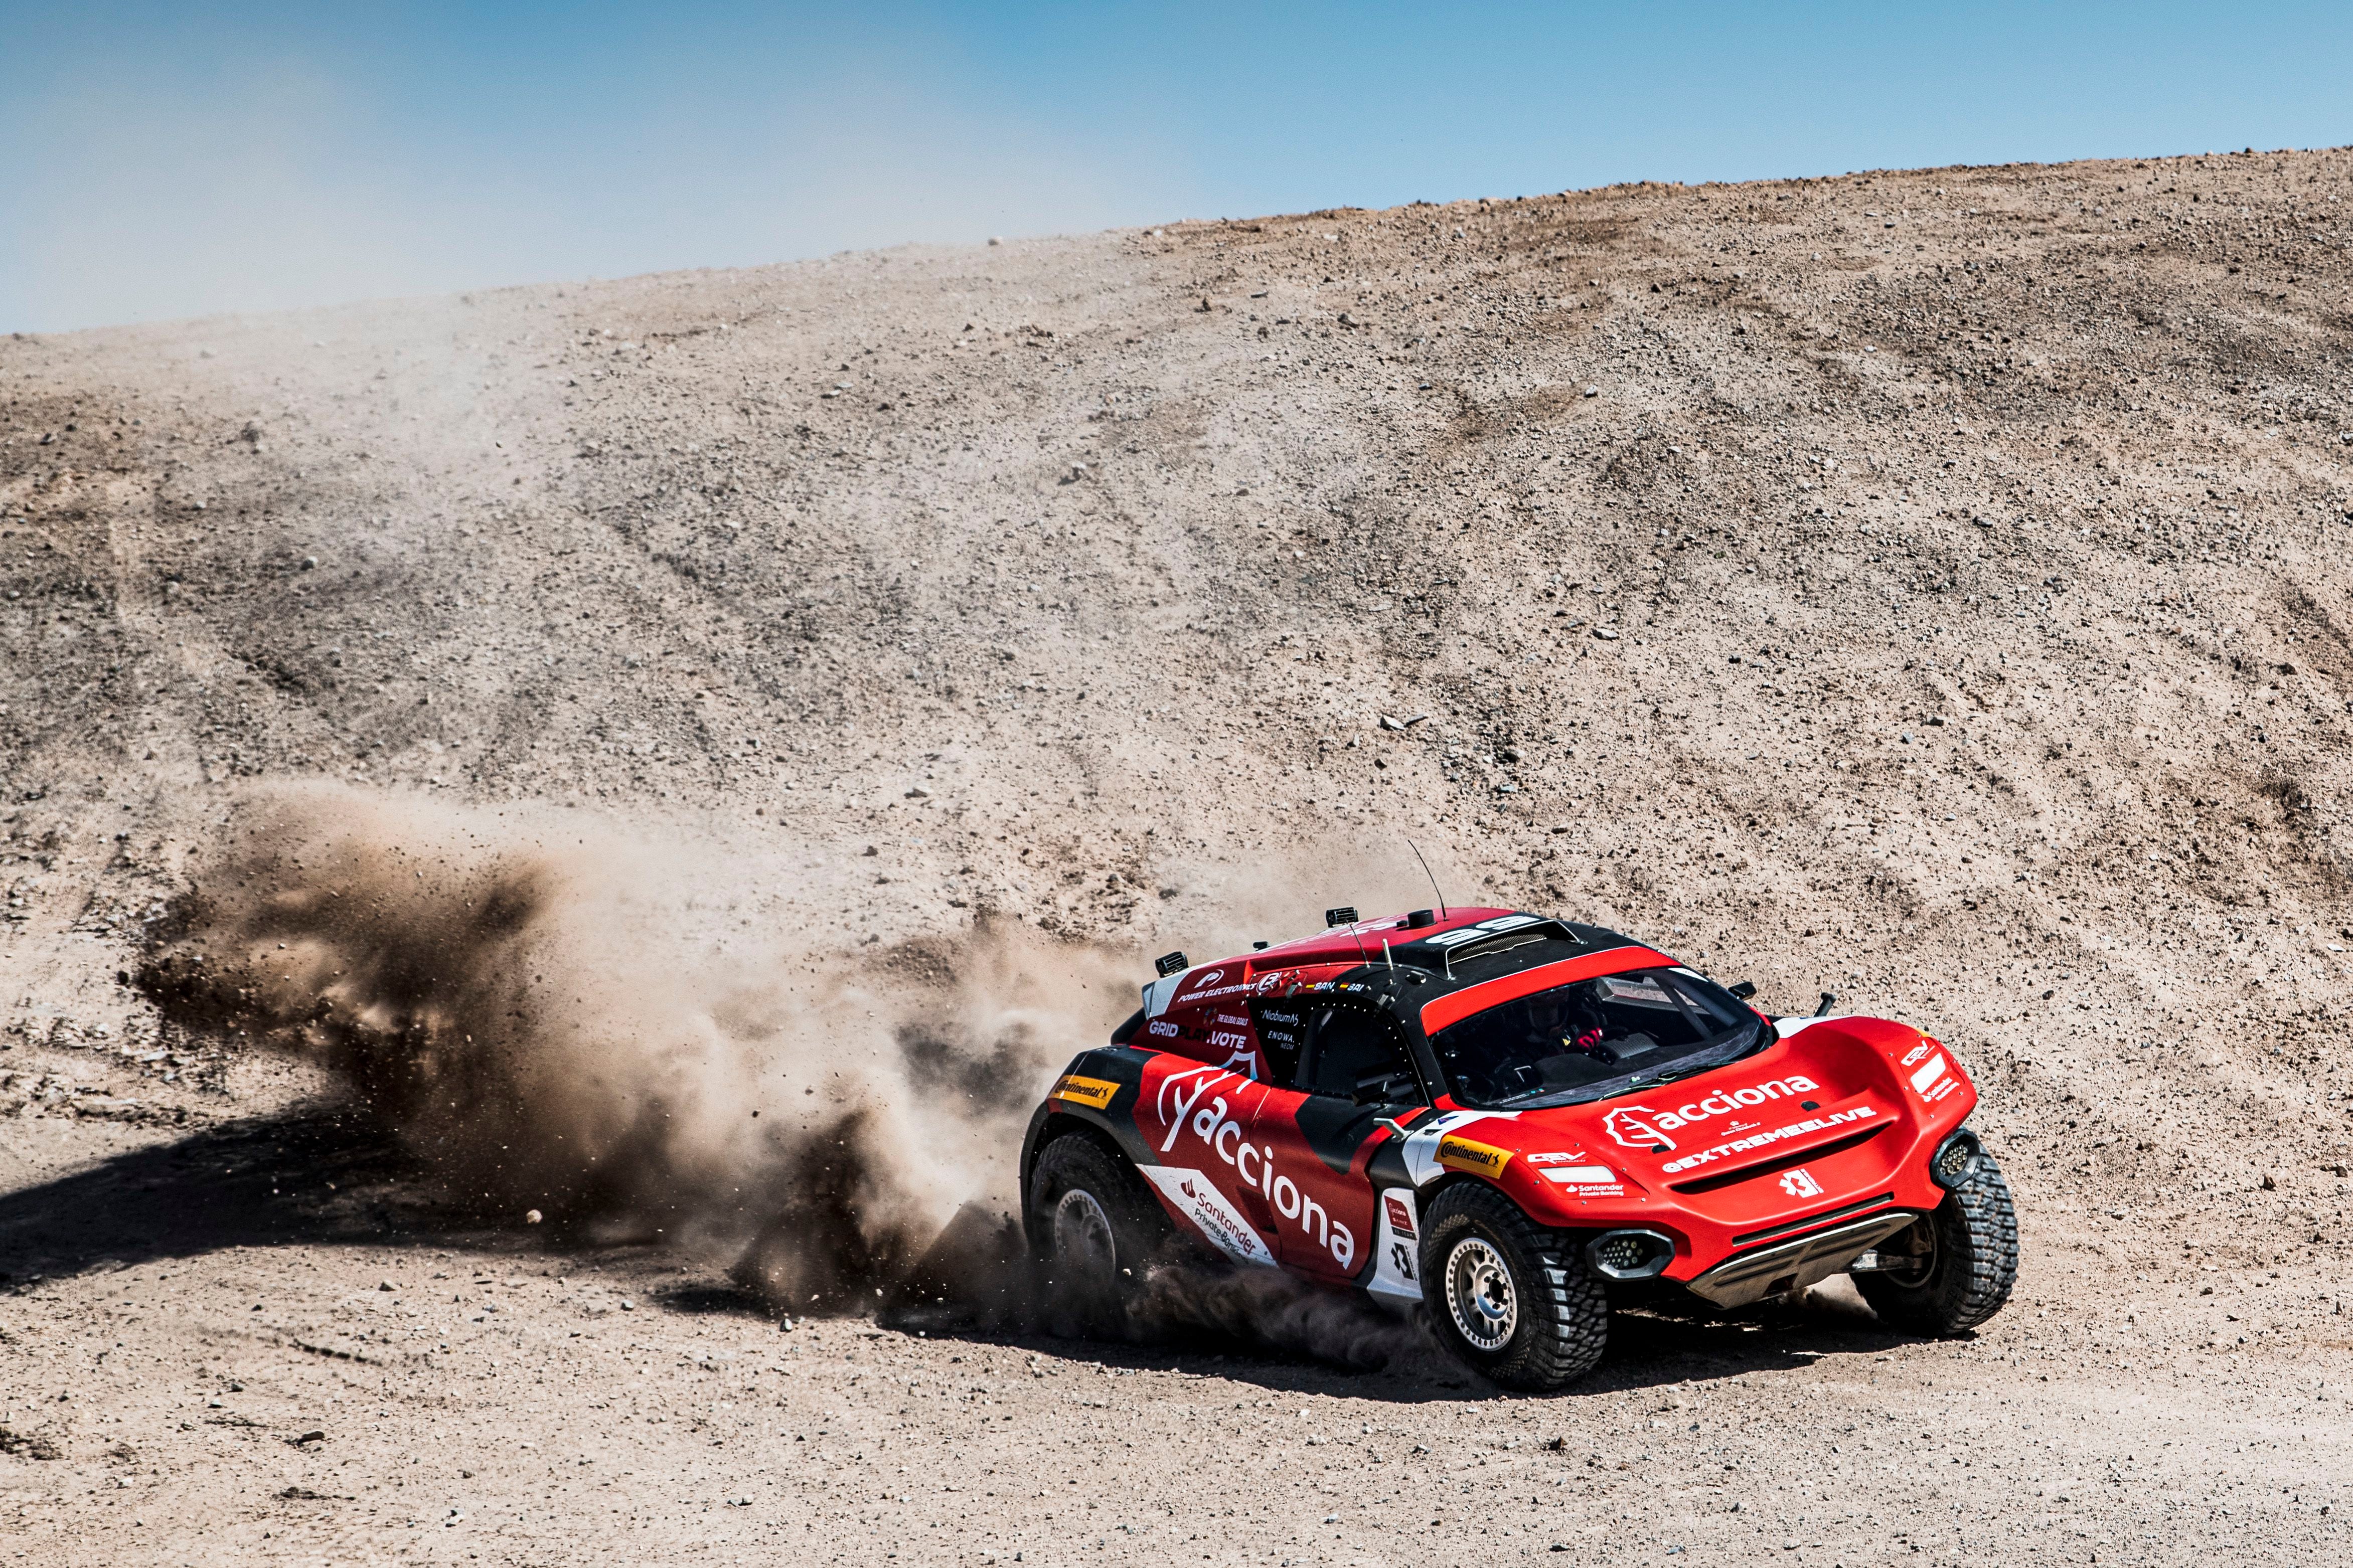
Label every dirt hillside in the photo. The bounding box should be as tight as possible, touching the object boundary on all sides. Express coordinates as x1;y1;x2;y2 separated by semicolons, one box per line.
3;146;2352;1564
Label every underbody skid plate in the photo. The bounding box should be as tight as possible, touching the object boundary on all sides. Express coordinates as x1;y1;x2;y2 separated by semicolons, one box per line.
1685;1209;1923;1308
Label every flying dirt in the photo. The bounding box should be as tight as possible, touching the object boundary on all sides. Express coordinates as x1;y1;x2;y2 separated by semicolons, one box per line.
4;146;2352;1563
127;782;1415;1355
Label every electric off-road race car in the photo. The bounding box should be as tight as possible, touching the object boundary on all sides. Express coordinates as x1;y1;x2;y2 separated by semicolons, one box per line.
1020;907;2018;1389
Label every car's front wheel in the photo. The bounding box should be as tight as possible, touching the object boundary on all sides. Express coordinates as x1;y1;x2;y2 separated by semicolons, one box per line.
1853;1153;2019;1335
1419;1182;1608;1390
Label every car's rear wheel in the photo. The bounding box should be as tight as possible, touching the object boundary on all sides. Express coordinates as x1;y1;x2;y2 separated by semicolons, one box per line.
1853;1154;2018;1335
1026;1132;1172;1330
1419;1182;1607;1390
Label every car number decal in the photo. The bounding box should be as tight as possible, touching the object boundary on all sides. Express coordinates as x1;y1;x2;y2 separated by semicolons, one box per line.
1366;1187;1422;1302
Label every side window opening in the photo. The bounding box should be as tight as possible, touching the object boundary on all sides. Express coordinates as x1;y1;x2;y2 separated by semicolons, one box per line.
1247;999;1308;1086
1298;1005;1424;1106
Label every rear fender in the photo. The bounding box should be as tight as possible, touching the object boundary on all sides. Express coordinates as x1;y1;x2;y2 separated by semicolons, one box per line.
1019;1048;1157;1208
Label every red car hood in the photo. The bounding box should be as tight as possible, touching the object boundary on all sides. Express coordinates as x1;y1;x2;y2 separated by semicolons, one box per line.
1404;1013;1976;1279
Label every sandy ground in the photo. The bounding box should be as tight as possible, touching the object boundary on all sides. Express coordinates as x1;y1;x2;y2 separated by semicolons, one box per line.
5;145;2353;1564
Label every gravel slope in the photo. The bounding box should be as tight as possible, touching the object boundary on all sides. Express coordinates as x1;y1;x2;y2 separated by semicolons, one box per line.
4;145;2352;1564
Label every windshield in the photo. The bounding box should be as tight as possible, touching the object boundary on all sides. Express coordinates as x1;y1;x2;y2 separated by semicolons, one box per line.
1429;967;1768;1110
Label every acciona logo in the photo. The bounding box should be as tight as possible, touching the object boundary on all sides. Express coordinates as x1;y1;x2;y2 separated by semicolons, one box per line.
1151;1065;1356;1269
1603;1075;1821;1151
1602;1105;1673;1150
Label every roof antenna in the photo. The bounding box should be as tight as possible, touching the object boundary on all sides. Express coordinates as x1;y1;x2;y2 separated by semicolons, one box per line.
1325;906;1372;967
1382;938;1395;972
1406;838;1448;919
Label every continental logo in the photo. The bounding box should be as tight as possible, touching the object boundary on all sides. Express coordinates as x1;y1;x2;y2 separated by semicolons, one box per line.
1436;1135;1513;1177
1048;1073;1121;1111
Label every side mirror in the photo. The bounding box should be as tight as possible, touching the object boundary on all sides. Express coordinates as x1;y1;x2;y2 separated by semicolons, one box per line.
1728;980;1758;1001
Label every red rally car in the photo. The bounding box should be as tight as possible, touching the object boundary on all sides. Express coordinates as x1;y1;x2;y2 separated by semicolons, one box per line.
1020;907;2018;1389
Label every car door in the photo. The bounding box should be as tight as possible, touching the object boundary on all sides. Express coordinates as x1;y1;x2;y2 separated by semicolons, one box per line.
1133;1053;1282;1267
1246;998;1429;1282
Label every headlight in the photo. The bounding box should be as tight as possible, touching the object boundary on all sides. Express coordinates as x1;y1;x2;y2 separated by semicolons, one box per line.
1930;1128;1984;1188
1587;1229;1675;1280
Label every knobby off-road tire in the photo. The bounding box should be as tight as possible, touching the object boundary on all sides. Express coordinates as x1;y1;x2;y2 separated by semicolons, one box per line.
1419;1181;1608;1391
1854;1154;2019;1335
1027;1133;1173;1333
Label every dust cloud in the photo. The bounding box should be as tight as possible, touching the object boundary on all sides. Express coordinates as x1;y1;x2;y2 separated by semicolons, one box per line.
134;782;1427;1366
136;782;1121;1312
1125;1257;1430;1371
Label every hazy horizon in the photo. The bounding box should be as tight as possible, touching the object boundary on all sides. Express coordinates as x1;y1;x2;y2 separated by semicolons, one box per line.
7;1;2348;333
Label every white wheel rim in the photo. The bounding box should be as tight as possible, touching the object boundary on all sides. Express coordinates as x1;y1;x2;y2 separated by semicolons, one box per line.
1053;1188;1118;1287
1446;1236;1518;1351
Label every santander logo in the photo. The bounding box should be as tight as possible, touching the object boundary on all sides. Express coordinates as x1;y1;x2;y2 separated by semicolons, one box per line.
1604;1076;1821;1152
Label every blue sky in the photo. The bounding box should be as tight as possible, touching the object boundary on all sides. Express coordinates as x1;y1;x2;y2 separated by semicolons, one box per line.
4;2;2348;331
